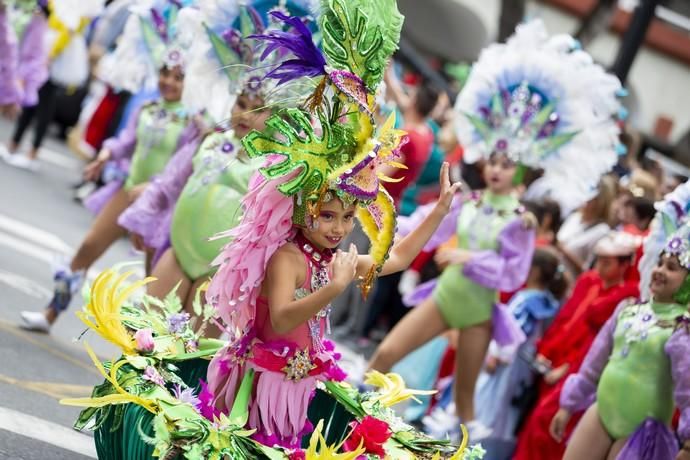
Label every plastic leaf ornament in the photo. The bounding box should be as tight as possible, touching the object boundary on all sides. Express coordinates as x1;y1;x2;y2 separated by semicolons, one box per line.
319;0;403;89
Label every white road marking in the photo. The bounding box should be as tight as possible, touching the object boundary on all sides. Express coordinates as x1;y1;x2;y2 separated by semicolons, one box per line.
0;406;97;458
0;270;51;299
0;231;57;263
0;213;73;254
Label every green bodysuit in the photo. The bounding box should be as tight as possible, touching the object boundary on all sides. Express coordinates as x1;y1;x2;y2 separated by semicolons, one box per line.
124;100;189;190
597;301;687;438
433;192;522;328
170;131;262;279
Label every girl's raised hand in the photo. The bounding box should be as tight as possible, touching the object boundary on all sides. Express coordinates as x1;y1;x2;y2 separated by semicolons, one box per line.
330;244;358;291
434;162;463;215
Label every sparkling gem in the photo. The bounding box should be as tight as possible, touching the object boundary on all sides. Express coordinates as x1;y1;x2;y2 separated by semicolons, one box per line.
642;314;653;322
221;142;234;153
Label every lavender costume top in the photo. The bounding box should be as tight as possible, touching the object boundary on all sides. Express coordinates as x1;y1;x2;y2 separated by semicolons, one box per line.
118;129;261;279
16;12;48;107
84;100;197;215
560;300;690;445
0;8;20;106
399;191;535;329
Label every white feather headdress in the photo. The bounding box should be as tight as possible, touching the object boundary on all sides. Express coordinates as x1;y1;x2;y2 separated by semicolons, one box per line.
455;19;626;213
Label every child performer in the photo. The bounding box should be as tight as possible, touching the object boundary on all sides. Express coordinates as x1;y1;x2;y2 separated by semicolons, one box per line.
118;2;311;330
551;181;690;460
0;0;48;121
20;4;200;332
202;0;462;447
368;19;626;440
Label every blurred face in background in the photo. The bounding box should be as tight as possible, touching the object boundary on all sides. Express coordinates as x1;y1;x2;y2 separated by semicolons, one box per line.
483;153;516;195
158;66;184;102
231;92;270;139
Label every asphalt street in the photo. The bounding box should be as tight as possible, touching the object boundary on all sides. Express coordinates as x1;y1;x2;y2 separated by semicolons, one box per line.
0;117;132;459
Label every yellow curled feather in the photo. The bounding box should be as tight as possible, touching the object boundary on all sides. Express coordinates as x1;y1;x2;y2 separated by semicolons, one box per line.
364;370;436;407
75;269;156;355
60;343;157;413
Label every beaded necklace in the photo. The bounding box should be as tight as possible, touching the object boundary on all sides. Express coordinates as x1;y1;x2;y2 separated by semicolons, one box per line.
293;232;334;352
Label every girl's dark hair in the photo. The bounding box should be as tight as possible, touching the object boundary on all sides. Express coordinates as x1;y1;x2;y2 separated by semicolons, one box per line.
414;83;441;118
532;248;568;300
522;199;562;236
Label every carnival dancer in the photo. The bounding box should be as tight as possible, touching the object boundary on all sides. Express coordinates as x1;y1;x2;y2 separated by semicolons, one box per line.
512;231;640;460
199;0;470;447
119;1;312;333
368;19;625;440
4;0;104;170
551;180;690;460
0;0;48;121
20;2;201;333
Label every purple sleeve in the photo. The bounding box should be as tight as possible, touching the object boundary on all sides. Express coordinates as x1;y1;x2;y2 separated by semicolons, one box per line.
0;10;21;106
665;323;690;442
397;194;464;251
102;105;144;160
559;306;620;412
16;14;48;107
117;123;202;250
462;218;536;291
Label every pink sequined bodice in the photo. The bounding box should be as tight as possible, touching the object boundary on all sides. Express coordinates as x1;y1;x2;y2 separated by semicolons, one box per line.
253;253;326;350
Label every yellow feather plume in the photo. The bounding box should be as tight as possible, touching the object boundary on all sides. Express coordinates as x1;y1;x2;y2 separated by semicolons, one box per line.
364;370;436;407
60;343;157;413
75;269;156;355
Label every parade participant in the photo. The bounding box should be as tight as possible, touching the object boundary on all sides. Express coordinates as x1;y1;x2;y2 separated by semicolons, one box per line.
551;181;690;460
119;1;312;333
369;19;625;440
199;0;475;447
513;231;640;460
4;0;103;170
0;0;48;121
20;2;200;332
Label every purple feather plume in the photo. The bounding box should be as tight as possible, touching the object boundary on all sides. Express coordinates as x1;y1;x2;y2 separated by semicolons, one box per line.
250;11;326;85
149;8;168;41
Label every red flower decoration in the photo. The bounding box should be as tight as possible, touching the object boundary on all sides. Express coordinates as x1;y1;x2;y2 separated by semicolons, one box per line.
288;450;305;460
343;416;391;458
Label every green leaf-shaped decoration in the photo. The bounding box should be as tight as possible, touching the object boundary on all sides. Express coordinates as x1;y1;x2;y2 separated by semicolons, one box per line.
242;108;355;197
319;0;404;89
139;16;166;68
204;24;242;81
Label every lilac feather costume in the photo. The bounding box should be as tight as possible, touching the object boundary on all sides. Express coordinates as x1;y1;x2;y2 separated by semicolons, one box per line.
0;9;47;107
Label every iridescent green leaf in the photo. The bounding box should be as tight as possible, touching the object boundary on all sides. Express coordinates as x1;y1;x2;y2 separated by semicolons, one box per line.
319;0;403;89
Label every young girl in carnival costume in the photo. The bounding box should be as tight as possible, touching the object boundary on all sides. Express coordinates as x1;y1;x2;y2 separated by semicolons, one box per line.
119;0;313;331
20;1;202;333
368;19;626;440
551;180;690;460
62;2;490;458
200;0;476;448
0;0;48;121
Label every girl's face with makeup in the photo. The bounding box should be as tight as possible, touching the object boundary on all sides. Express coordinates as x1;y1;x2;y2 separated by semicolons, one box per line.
302;197;356;250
